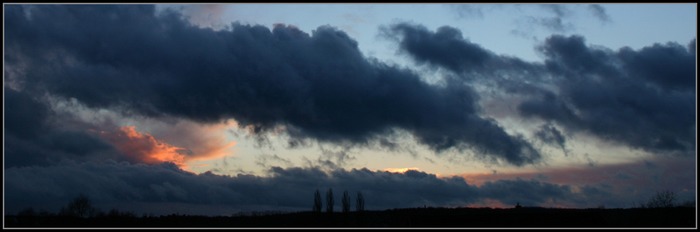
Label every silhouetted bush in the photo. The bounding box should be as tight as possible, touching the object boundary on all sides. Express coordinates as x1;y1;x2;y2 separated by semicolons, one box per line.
59;194;98;218
645;190;677;208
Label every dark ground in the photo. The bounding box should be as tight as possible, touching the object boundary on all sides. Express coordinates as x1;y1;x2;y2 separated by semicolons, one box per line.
4;207;696;228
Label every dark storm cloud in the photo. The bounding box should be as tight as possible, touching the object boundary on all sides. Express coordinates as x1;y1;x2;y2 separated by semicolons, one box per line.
382;22;548;89
384;23;696;156
5;87;49;140
689;38;696;55
7;162;616;215
533;35;696;154
618;41;696;91
383;23;493;73
4;87;115;168
5;5;540;165
5;162;478;214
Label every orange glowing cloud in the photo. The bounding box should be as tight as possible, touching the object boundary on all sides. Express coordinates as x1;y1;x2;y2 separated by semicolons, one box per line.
97;121;240;172
98;126;190;169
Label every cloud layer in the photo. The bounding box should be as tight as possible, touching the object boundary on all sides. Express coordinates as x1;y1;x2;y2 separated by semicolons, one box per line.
6;5;541;166
384;23;696;156
3;4;695;216
6;161;634;215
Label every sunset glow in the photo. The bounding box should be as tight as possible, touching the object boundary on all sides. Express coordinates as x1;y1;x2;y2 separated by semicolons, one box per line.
100;126;190;169
383;167;421;174
4;3;695;218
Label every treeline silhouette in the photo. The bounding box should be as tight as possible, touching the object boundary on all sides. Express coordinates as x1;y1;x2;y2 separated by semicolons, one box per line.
312;188;364;213
5;191;696;227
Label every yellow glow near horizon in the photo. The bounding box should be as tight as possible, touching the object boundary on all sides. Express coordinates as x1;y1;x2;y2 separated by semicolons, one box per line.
383;167;421;173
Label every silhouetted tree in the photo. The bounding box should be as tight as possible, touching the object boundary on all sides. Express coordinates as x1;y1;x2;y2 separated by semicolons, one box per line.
646;190;677;208
60;194;97;218
342;190;351;213
326;188;334;213
313;189;322;213
356;191;364;212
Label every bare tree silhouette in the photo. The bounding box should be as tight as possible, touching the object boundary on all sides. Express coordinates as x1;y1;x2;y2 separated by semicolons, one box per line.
356;191;364;212
341;190;351;213
645;190;677;208
60;194;97;218
313;189;322;213
326;188;334;213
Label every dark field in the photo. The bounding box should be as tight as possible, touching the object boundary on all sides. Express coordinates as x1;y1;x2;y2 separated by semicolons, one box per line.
5;207;696;228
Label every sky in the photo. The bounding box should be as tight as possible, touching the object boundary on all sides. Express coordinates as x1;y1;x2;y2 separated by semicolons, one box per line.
3;3;697;216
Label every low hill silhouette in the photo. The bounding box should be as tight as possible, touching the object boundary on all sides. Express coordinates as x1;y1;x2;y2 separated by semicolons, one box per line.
6;206;696;228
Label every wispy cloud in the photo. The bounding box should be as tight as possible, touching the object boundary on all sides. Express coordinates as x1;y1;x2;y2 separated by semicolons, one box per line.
588;4;611;24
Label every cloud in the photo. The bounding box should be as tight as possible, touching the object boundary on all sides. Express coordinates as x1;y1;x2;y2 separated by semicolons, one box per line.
511;4;611;37
5;83;237;171
381;22;548;90
531;35;696;154
689;38;696;55
5;87;50;140
532;4;574;32
540;4;612;30
97;126;191;169
534;123;568;156
382;22;696;156
7;161;637;215
508;4;576;35
255;154;293;169
4;87;117;168
4;4;694;218
539;4;569;18
5;161;476;215
617;41;696;91
179;4;228;29
449;4;485;19
523;16;572;33
382;23;494;73
120;119;238;167
449;4;609;39
5;5;541;166
478;178;574;207
587;4;611;23
460;155;697;208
